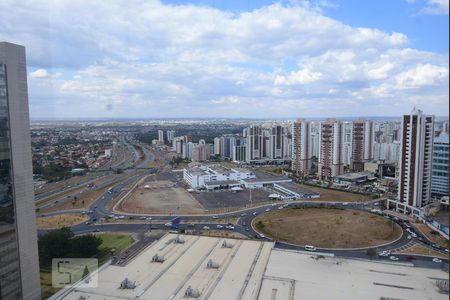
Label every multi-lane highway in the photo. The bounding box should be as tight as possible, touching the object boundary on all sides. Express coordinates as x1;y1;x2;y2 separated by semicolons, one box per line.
37;142;449;269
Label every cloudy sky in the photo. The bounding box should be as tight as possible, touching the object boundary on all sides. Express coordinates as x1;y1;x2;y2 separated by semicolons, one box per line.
1;0;448;119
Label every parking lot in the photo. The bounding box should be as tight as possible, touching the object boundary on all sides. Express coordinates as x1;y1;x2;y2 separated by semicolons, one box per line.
193;188;274;210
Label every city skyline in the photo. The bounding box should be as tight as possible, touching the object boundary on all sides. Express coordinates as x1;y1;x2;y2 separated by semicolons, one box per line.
0;0;448;119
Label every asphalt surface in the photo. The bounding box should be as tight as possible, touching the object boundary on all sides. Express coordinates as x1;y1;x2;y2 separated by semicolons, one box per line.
37;144;449;270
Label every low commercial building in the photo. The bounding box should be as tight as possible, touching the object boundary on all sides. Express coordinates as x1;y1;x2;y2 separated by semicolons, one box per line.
53;234;448;300
183;163;256;189
333;171;376;186
241;177;292;189
273;182;320;199
53;234;273;300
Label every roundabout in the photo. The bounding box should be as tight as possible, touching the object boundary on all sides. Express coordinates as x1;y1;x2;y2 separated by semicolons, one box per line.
252;207;403;249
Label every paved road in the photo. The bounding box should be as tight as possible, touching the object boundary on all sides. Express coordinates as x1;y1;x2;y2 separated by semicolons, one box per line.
37;145;449;268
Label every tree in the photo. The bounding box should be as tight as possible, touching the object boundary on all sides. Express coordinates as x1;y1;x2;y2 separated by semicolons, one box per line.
366;248;377;260
70;235;102;258
38;227;74;266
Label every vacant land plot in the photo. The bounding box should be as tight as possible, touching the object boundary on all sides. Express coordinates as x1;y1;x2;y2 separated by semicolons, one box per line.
37;214;88;229
298;184;372;202
193;189;273;210
395;243;448;259
253;208;402;248
120;179;206;214
414;223;449;248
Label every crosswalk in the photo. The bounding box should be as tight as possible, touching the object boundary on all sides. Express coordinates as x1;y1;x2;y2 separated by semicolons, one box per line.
391;240;416;254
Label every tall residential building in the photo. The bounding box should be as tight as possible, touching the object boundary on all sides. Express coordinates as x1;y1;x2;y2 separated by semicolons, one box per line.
220;135;236;160
431;133;449;197
246;125;264;163
158;130;164;143
192;143;211;162
318;119;343;180
291;120;311;175
0;42;41;299
398;110;434;208
232;145;246;162
184;142;194;159
173;137;184;155
166;130;175;142
342;122;352;166
442;121;448;134
213;137;221;156
373;141;401;162
268;125;288;160
310;123;320;158
351;119;374;172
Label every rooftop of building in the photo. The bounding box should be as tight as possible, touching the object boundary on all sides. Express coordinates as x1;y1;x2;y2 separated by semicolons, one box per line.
204;180;241;186
263;249;448;300
334;171;375;181
54;234;448;300
55;234;272;300
241;176;292;184
275;181;320;196
184;163;252;177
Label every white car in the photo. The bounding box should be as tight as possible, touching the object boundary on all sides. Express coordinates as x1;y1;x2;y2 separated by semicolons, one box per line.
378;251;390;257
411;233;417;238
305;245;317;251
216;225;223;229
146;217;152;221
118;215;125;219
389;256;399;261
265;208;271;212
226;225;235;230
212;215;219;219
278;206;284;210
259;234;265;238
240;213;247;217
407;235;412;240
253;212;258;216
203;226;210;230
342;202;349;206
432;258;442;263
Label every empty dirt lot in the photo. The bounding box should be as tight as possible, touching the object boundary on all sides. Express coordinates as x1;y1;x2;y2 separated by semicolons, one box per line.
193;189;273;210
120;179;206;214
253;208;402;248
299;185;372;202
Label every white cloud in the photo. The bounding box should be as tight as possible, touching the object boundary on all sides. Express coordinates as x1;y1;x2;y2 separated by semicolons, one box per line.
0;0;447;118
29;69;49;78
275;68;323;85
396;63;449;88
421;0;449;15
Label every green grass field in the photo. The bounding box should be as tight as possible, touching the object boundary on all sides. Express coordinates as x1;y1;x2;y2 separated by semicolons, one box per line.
96;233;135;265
40;233;134;299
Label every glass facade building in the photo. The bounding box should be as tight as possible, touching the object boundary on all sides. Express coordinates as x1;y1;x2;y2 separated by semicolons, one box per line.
0;42;41;300
431;133;449;197
0;62;23;299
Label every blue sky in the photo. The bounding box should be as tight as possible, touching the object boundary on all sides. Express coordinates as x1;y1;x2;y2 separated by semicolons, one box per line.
164;0;449;53
0;0;448;119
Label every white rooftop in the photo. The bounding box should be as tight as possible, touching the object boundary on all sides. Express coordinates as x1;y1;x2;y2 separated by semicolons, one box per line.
55;234;273;300
53;235;448;300
262;249;448;300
